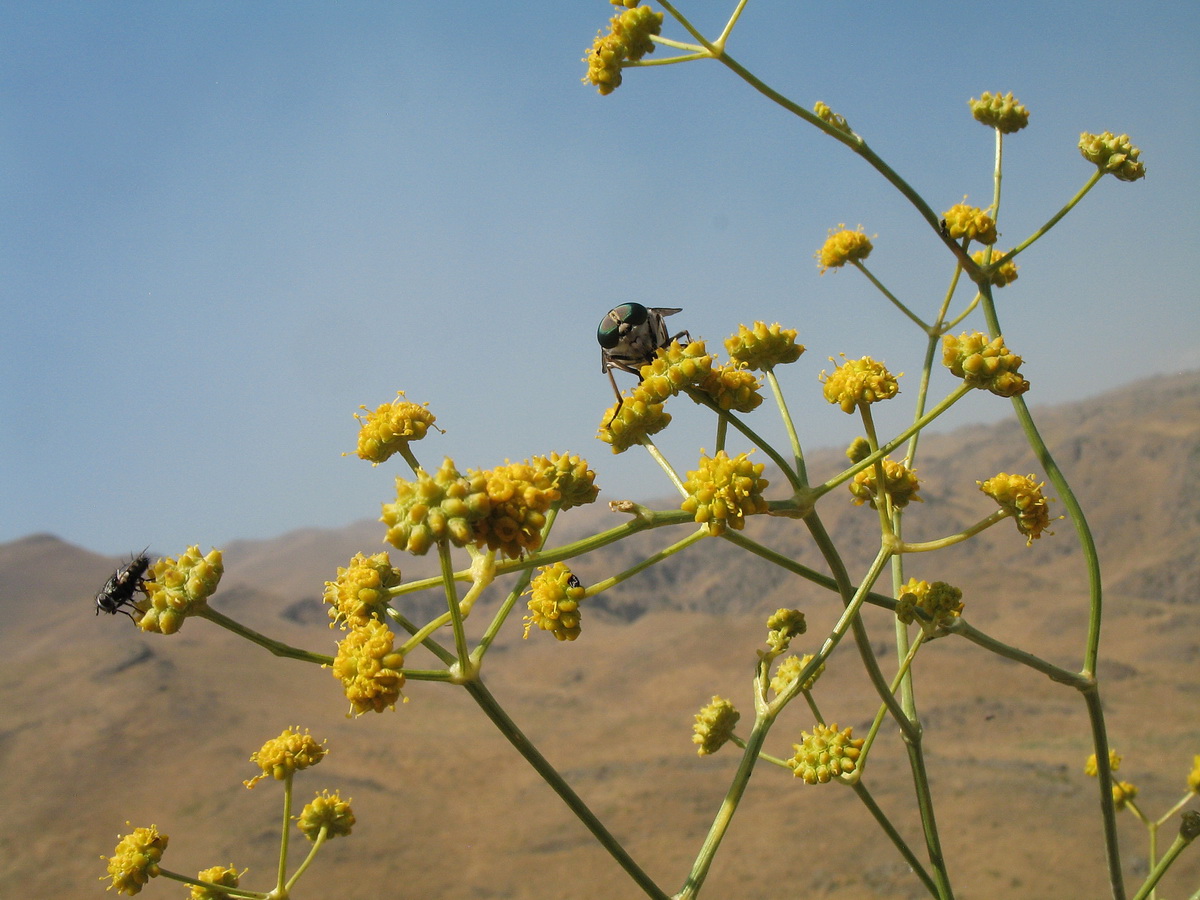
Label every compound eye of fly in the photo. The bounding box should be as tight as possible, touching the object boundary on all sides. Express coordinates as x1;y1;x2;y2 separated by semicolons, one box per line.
597;302;648;349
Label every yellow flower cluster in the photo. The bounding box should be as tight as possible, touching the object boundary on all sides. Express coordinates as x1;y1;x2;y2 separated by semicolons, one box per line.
471;460;559;559
942;203;998;245
978;472;1054;545
942;332;1030;398
190;865;243;900
692;695;740;756
788;723;864;784
381;458;489;555
968;91;1030;133
821;355;900;413
582;2;664;95
680;450;770;536
638;340;714;403
725;321;805;371
894;578;963;629
1085;749;1122;777
971;249;1019;287
536;452;600;510
849;458;922;509
1079;131;1145;182
102;824;168;895
523;562;586;641
297;790;356;841
245;726;327;788
139;546;224;635
598;394;671;453
323;552;401;629
771;653;824;696
352;391;438;465
765;607;807;651
1188;755;1200;794
330;618;406;715
816;225;873;273
695;364;764;413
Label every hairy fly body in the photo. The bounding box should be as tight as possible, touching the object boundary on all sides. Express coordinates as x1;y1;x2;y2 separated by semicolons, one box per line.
597;303;689;413
95;553;151;621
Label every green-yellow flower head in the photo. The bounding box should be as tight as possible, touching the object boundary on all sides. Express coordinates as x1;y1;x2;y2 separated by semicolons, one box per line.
971;249;1020;287
381;457;489;555
330;618;406;716
597;389;671;453
845;436;871;464
969;91;1030;134
471;460;560;559
725;322;805;371
771;653;824;696
533;452;600;510
894;578;963;630
102;824;168;895
850;458;922;509
942;332;1030;398
190;865;244;900
1112;780;1139;811
692;696;740;756
788;723;865;784
139;547;224;635
582;3;664;95
1079;131;1145;182
523;562;586;641
297;790;356;841
1187;755;1200;794
942;203;998;245
680;450;770;536
694;364;764;414
765;607;807;652
323;552;401;630
245;726;327;788
821;355;901;413
638;340;714;404
352;391;438;465
816;225;873;273
978;472;1054;545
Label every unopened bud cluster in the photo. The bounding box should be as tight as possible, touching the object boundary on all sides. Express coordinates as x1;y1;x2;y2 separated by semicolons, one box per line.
788;723;864;784
969;91;1029;133
978;472;1053;544
598;395;672;453
695;364;764;413
140;546;224;634
821;355;900;413
725;321;805;371
766;607;807;651
813;101;852;134
330;618;406;715
638;340;714;403
692;696;740;756
191;865;242;899
894;578;963;629
971;249;1019;287
524;562;586;641
771;653;824;695
1079;131;1145;182
298;790;356;841
850;458;922;509
680;451;769;535
382;458;489;555
942;332;1030;397
323;552;401;629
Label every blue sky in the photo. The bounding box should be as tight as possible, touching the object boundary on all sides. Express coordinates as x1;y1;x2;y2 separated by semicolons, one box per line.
3;1;1197;557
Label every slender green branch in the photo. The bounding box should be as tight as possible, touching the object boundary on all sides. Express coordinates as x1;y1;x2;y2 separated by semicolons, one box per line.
765;369;808;485
853;260;931;332
1004;170;1102;264
464;679;669;900
850;780;940;898
195;606;332;665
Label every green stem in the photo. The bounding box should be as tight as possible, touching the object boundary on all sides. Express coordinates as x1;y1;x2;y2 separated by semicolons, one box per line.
1131;823;1197;900
277;772;293;891
1004;171;1103;265
155;870;267;899
464;678;669;900
284;826;328;893
766;369;808;485
194;606;332;665
853;260;931;332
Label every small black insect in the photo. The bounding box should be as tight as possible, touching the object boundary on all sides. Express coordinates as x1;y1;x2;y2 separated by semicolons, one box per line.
597;303;690;416
95;552;151;621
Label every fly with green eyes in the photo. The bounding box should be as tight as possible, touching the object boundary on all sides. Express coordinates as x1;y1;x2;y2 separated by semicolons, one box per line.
597;303;690;414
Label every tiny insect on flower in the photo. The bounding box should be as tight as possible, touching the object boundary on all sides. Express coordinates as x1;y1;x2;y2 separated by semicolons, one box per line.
94;552;151;621
597;303;690;416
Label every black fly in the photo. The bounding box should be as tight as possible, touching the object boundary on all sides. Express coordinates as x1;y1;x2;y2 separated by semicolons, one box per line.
597;303;690;417
95;552;151;621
